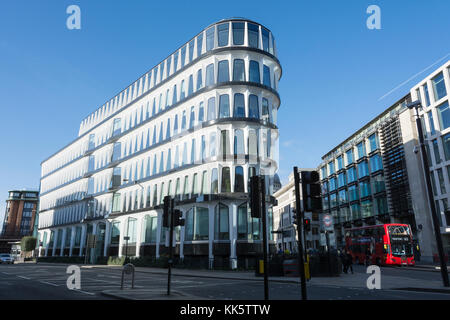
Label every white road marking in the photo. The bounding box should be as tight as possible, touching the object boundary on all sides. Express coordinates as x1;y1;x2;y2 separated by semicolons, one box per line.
17;275;31;280
71;289;95;295
39;281;60;287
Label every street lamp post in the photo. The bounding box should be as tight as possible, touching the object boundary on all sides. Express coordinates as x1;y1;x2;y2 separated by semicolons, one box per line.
407;100;449;287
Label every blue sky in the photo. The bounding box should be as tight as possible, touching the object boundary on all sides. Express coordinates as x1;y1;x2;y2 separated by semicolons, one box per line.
0;0;449;224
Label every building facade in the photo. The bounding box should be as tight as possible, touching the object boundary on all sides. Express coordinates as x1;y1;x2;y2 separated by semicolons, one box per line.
408;60;450;259
272;171;321;253
37;18;281;269
318;60;450;263
0;190;39;253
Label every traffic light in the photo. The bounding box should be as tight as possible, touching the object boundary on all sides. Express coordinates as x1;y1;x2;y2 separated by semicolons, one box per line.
163;196;171;228
304;218;311;232
249;176;261;218
292;208;299;225
301;171;322;212
173;209;185;227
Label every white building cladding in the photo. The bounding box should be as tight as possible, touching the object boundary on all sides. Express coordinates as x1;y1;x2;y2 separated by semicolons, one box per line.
408;60;450;258
37;18;282;269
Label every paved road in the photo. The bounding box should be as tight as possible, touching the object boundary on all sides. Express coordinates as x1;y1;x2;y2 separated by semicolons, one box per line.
0;263;449;300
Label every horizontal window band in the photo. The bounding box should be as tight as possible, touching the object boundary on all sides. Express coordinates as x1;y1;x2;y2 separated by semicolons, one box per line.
41;81;279;180
41;46;281;166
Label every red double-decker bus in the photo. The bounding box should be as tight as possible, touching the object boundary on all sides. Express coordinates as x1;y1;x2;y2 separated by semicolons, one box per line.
345;224;415;266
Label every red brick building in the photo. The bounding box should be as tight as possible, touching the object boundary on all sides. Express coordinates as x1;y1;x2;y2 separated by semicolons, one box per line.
0;190;39;253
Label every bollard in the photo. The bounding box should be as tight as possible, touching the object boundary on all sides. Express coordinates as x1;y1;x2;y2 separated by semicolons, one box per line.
121;263;135;290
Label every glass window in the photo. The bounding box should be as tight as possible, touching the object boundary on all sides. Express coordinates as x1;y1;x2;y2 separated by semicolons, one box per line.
437;168;446;194
261;28;270;52
232;22;244;45
221;167;231;192
357;142;366;158
188;39;195;63
220;130;230;158
207;97;216;121
337;156;343;170
423;83;431;107
348;185;359;202
219;94;230;118
180;80;186;101
215;204;229;240
249;60;260;83
211;168;218;193
210;132;216;157
189;106;195;129
172;85;177;105
234;129;244;155
144;216;157;243
111;221;120;244
262;98;270;123
185;207;209;241
360;181;371;198
372;174;386;194
337;172;346;188
368;134;378;152
180;46;186;68
370;154;383;172
233;59;245;81
234;166;245;192
357;161;369;178
263;65;271;87
248;94;259;119
328;161;335;175
188;75;194;96
437;101;450;130
430;171;438;196
112;142;121;162
181;110;187;131
126;218;137;243
206;63;215;87
196;69;203;90
442;133;450;161
217;60;230;83
432;139;442;164
198;102;204;123
166;57;172;77
112;118;121;137
197;33;203;57
247;23;259;48
428;111;436;135
329;177;336;192
432;72;447;101
206;26;215;52
217;23;229;47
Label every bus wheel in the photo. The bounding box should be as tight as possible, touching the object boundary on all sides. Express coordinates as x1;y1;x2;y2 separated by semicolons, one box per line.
376;258;381;266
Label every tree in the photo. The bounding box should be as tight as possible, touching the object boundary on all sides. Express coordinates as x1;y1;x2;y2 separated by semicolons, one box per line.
21;236;37;252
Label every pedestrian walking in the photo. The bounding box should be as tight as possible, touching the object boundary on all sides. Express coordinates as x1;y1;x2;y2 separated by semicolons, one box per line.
345;250;353;274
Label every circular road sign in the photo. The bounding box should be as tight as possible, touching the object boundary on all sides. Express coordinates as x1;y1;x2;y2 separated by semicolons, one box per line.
323;215;332;227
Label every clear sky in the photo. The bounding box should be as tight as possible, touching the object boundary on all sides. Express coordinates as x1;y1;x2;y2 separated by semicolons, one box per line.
0;0;449;225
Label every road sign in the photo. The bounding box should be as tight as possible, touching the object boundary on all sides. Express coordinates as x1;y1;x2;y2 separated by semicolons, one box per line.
323;214;333;228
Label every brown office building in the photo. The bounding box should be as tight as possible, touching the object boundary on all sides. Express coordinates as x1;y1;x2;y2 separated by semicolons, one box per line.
0;190;39;253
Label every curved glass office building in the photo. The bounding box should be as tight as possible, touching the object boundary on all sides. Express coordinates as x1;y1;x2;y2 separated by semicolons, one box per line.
38;18;281;269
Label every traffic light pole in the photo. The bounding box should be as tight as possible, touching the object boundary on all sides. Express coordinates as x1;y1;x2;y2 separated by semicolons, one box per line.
260;177;269;301
293;167;307;300
167;197;174;295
